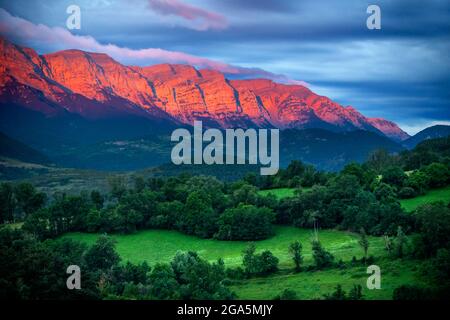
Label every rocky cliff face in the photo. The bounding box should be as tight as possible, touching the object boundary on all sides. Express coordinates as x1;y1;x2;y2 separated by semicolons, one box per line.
0;37;409;141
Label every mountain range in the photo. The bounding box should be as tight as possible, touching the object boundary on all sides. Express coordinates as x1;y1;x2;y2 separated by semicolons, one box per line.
0;37;409;140
5;36;444;173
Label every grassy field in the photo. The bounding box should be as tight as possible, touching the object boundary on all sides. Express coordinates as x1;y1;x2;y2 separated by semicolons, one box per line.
63;226;386;268
63;226;428;300
400;185;450;212
258;188;311;199
230;258;427;300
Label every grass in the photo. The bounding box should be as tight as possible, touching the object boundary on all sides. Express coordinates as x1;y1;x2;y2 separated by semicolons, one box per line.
230;258;428;300
258;188;310;199
400;185;450;212
63;226;386;268
62;226;428;300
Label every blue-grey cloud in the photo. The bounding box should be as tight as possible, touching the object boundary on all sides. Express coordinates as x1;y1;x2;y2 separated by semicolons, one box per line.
0;0;448;133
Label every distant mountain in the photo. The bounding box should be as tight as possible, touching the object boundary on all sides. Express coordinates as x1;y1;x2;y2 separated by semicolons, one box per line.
46;128;402;172
0;131;50;165
0;36;408;145
279;128;403;171
403;125;450;149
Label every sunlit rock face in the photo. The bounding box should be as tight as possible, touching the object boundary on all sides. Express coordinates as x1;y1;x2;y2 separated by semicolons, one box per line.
0;36;409;141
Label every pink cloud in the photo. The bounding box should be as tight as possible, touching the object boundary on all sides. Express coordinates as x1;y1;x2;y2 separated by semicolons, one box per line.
0;9;306;86
148;0;228;31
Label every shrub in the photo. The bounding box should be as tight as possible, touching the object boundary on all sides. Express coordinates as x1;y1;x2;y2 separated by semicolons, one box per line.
398;187;417;199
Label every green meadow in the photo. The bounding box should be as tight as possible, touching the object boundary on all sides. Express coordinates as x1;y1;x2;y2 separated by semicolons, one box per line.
60;185;448;299
230;258;427;300
63;226;428;300
399;185;450;212
63;226;385;268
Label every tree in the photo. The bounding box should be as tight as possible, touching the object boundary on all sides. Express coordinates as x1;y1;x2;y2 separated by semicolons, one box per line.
358;228;369;261
393;285;431;300
394;226;407;258
367;149;397;172
323;284;346;300
381;166;407;189
288;240;303;272
170;251;234;299
422;163;449;188
108;176;127;200
415;202;450;257
22;208;52;240
133;176;146;193
178;191;217;238
274;289;298;300
348;285;364;300
84;235;120;271
14;182;46;217
90;190;104;209
148;263;180;299
373;182;397;203
256;250;279;275
398;187;416;199
311;240;334;269
0;183;15;223
231;184;259;206
383;234;392;254
242;243;257;275
405;171;429;195
242;243;279;276
215;205;275;240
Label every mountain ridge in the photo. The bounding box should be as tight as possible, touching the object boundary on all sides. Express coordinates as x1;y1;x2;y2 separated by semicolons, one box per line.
403;125;450;149
0;36;409;142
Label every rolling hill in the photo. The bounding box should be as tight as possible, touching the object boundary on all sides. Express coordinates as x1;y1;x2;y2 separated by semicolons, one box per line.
403;125;450;149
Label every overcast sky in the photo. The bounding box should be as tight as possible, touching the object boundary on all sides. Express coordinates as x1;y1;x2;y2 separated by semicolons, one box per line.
0;0;449;134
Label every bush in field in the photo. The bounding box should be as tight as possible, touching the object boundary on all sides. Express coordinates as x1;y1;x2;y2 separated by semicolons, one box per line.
215;204;275;240
273;289;298;300
288;240;303;272
311;239;334;269
323;284;363;300
170;251;234;299
242;243;279;276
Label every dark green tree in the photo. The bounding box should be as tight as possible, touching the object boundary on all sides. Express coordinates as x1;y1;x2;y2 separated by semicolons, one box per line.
288;240;303;272
84;235;120;271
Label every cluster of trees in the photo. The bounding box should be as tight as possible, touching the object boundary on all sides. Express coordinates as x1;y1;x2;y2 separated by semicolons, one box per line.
9;137;450;244
0;182;46;223
366;137;450;199
0;228;233;300
21;176;277;241
243;160;330;189
323;284;363;300
277;172;412;235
